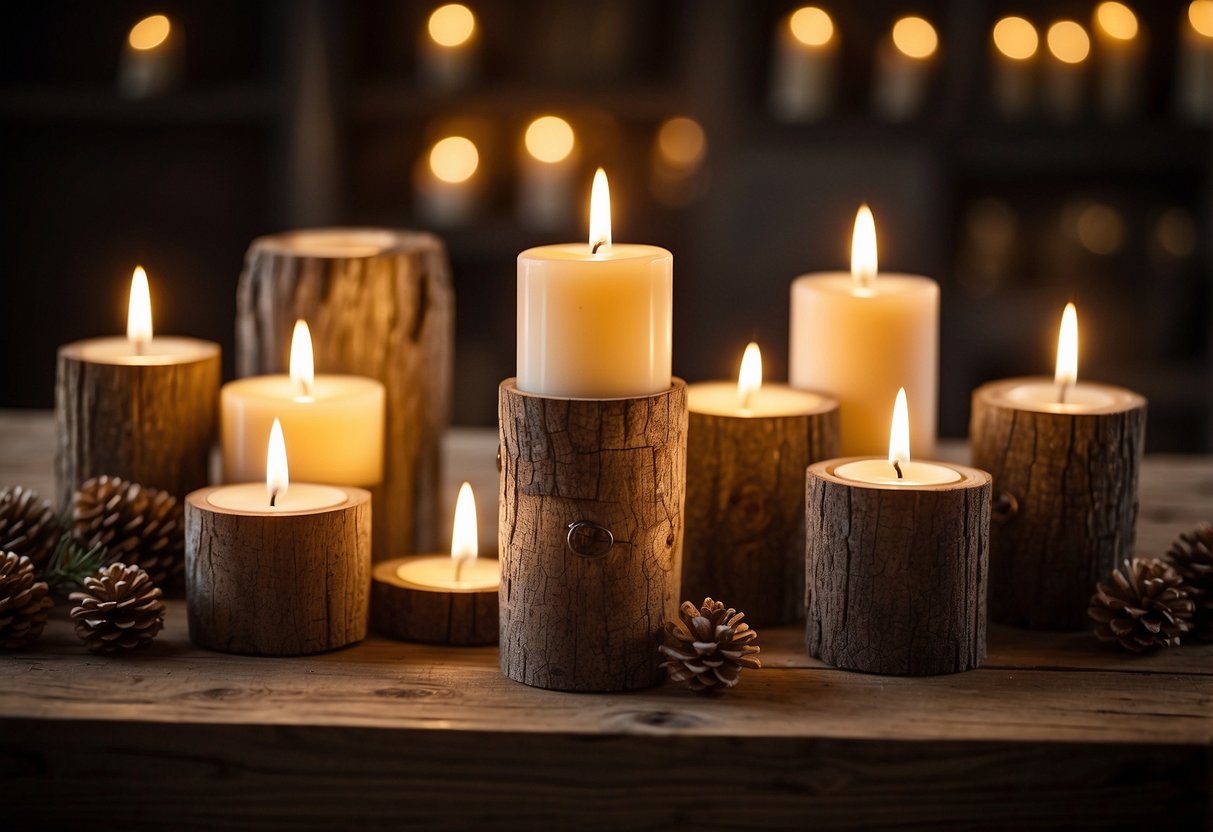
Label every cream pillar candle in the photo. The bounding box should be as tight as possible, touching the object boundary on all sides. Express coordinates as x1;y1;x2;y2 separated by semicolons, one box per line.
769;6;839;122
517;168;672;398
222;320;385;486
789;205;938;457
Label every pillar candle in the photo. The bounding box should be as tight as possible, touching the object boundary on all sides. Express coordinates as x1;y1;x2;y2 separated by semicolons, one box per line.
990;16;1039;120
769;6;838;122
1044;20;1091;121
517;115;579;231
1093;1;1144;120
872;16;939;122
417;3;478;92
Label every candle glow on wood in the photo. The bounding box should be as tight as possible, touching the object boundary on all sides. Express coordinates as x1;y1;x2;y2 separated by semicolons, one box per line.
289;320;315;399
1055;302;1079;399
126;266;153;354
589;167;612;252
737;342;762;410
851;204;878;293
266;418;289;506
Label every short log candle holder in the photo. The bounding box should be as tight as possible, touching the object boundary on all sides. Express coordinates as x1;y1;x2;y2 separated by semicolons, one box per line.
806;458;991;676
372;559;498;645
497;379;688;692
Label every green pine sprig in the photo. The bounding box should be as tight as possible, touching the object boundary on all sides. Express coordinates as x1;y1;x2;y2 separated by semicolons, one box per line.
43;532;109;595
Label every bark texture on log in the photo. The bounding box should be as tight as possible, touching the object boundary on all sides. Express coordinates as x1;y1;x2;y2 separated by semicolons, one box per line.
683;403;839;626
806;460;991;676
235;229;452;560
54;341;220;511
971;378;1148;630
184;486;371;656
371;559;498;645
498;379;688;691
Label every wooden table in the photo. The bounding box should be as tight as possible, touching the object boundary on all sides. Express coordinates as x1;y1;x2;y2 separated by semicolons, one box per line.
2;410;1211;830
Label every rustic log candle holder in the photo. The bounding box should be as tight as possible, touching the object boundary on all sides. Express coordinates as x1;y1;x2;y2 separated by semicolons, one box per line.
497;379;688;692
371;557;498;645
184;486;371;656
806;459;991;676
971;377;1148;630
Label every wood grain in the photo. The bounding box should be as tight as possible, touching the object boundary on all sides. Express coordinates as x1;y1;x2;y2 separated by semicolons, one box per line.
371;558;498;645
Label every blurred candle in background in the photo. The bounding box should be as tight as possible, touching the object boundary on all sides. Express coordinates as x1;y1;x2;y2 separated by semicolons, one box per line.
769;6;838;122
991;16;1039;120
873;15;939;122
1177;0;1213;122
1044;20;1091;121
517;115;578;231
415;135;480;227
1092;2;1144;120
650;116;708;207
118;13;182;99
418;3;478;92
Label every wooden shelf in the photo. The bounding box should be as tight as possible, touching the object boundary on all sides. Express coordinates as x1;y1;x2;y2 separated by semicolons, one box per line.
0;84;281;125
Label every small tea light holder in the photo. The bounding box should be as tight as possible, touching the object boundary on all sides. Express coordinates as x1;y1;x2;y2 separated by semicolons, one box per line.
971;304;1147;630
372;482;499;645
807;389;990;676
185;420;371;656
684;343;838;626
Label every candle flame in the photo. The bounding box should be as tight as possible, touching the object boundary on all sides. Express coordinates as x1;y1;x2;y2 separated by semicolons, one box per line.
737;342;763;409
266;418;289;506
1055;302;1079;397
589;167;612;253
888;387;910;476
290;319;315;397
451;481;478;582
126;266;153;354
851;204;878;291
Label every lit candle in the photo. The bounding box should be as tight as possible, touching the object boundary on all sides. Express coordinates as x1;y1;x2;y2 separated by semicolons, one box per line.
1092;1;1144;120
415;135;481;227
517;115;579;231
873;15;939;122
118;14;182;99
990;15;1039;120
1177;0;1213;122
372;482;500;644
769;6;839;121
417;3;478;92
833;388;960;486
789;204;939;457
1044;20;1091;121
516;168;673;398
56;266;220;508
650;116;708;208
222;319;386;487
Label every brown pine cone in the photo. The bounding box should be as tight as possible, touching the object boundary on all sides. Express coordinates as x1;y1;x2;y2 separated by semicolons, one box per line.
1088;558;1195;652
659;597;761;691
1165;522;1213;642
0;551;53;649
0;486;59;573
71;475;184;589
69;563;165;654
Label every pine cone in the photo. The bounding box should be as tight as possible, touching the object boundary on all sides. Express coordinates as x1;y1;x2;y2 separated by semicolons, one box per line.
0;486;59;573
0;551;53;649
69;563;165;653
1088;558;1195;652
71;476;184;588
1165;522;1213;642
659;597;761;691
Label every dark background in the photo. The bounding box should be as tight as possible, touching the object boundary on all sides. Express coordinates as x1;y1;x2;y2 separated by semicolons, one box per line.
2;1;1210;448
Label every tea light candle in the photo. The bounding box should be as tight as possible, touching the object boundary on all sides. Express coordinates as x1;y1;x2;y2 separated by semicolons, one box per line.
769;6;839;121
683;343;839;626
185;419;372;656
517;168;673;398
222;320;385;487
789;205;938;457
56;266;220;509
971;303;1147;630
372;482;499;645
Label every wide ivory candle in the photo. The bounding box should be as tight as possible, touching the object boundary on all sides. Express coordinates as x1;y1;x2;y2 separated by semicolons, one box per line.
517;168;672;398
789;205;938;457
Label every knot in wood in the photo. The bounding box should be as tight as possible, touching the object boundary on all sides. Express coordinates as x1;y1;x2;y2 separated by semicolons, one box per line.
992;491;1019;524
728;481;776;537
566;521;614;559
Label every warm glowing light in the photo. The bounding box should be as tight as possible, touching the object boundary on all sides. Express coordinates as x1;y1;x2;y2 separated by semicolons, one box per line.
1047;21;1090;63
524;116;575;164
428;4;475;47
266;418;289;505
993;16;1039;60
589;167;612;252
451;481;478;581
128;15;170;51
1095;2;1138;40
429;136;479;183
888;387;910;474
737;342;763;409
289;319;315;397
789;7;834;47
892;16;939;59
851;204;878;291
1190;1;1213;37
656;117;707;168
126;266;152;352
1055;303;1078;394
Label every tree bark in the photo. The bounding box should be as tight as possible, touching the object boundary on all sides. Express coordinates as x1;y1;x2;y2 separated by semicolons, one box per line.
54;341;219;511
682;403;839;626
371;559;498;645
184;486;371;656
806;460;991;676
235;229;452;560
971;378;1148;630
497;379;688;691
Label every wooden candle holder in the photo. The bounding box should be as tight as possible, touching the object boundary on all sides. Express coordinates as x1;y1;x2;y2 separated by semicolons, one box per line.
371;558;498;645
235;229;453;560
184;486;371;656
971;378;1148;630
55;340;220;510
683;395;839;626
498;379;688;692
806;459;991;676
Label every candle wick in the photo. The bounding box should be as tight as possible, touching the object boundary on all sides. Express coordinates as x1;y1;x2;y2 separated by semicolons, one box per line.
300;377;313;398
453;555;466;583
270;490;278;508
1058;382;1069;405
592;239;605;255
739;390;754;411
133;338;145;357
892;459;903;479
